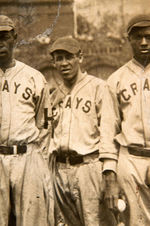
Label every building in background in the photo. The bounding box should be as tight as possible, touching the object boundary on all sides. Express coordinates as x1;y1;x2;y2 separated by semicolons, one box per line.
0;0;150;82
0;0;74;89
74;0;150;79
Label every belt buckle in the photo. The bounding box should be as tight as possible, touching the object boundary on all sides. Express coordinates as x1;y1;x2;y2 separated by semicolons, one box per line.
13;145;17;155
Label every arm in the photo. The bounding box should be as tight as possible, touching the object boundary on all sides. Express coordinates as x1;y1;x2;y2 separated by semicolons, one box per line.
100;80;121;210
100;82;121;165
35;79;52;159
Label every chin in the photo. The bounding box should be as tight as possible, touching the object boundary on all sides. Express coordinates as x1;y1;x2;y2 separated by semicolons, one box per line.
62;73;73;78
137;53;150;59
141;54;150;60
138;57;150;66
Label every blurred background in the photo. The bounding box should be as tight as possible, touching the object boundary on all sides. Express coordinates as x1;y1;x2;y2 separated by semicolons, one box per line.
1;0;150;89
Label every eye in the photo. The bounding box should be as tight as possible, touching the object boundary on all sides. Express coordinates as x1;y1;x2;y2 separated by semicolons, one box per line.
4;36;9;40
145;35;150;40
134;35;141;40
65;54;74;60
0;34;11;40
55;56;63;62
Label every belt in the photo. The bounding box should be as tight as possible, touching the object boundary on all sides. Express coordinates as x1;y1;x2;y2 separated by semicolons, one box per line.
56;150;99;165
128;147;150;157
0;145;27;155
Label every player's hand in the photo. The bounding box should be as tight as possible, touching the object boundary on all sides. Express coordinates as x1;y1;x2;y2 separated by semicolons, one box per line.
102;170;119;212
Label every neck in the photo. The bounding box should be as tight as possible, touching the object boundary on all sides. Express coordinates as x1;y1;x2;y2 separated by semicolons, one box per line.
0;58;15;72
134;56;150;67
64;76;77;88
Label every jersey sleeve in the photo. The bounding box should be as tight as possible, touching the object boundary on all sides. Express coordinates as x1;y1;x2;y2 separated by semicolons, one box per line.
94;79;106;156
95;82;104;128
99;78;121;172
34;75;52;158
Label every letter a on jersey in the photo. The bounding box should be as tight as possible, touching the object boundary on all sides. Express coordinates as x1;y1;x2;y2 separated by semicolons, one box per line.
2;80;9;92
65;96;71;108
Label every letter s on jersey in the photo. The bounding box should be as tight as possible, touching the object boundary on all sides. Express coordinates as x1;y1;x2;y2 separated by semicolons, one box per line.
22;87;32;100
82;100;91;113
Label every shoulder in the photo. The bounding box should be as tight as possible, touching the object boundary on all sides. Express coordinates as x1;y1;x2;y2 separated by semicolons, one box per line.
84;74;106;99
107;61;131;90
86;74;105;87
16;60;47;84
50;86;65;108
108;61;131;83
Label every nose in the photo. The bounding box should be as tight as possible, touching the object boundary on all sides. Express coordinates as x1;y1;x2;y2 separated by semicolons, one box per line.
141;37;148;46
61;57;68;65
0;39;5;46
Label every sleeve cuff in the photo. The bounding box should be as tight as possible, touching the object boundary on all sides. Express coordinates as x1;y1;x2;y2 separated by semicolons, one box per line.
102;159;117;173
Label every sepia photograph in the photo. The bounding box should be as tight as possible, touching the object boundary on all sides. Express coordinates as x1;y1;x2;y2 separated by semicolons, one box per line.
0;0;150;225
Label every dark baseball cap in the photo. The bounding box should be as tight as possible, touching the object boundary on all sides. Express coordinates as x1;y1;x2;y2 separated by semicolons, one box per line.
0;15;15;31
50;36;81;54
127;14;150;34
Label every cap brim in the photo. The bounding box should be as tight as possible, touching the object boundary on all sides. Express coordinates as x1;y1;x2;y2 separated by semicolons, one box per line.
50;37;81;54
50;47;78;54
0;26;13;31
128;21;150;34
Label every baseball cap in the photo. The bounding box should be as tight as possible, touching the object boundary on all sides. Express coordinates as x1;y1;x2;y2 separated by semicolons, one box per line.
50;36;81;54
0;15;15;31
127;14;150;34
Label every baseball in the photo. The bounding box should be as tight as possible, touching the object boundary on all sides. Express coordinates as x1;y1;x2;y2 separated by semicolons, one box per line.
117;199;126;212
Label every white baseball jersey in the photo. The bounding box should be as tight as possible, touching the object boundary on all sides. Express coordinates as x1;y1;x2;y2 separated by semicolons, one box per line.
49;72;117;226
100;58;150;166
0;60;53;226
99;58;150;226
50;71;105;155
0;60;50;150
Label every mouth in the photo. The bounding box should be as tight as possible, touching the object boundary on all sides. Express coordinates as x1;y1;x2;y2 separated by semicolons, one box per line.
140;49;149;54
0;49;7;56
61;68;71;74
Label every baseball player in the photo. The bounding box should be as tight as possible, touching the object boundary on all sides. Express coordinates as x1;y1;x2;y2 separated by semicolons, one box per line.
100;14;150;226
0;15;54;226
48;36;116;226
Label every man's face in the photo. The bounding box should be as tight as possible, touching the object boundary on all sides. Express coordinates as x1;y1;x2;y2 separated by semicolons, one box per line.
53;50;81;86
129;26;150;66
0;30;16;63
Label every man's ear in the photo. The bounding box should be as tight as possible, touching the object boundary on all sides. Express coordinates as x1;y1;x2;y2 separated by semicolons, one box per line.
13;32;17;46
14;32;17;40
49;53;56;67
13;31;17;41
53;62;56;68
78;52;83;64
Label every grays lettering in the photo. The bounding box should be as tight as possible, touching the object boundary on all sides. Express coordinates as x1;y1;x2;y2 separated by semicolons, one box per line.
119;78;150;102
2;80;9;92
58;101;63;107
52;107;57;117
82;100;91;113
22;87;32;100
120;89;131;101
143;78;150;91
57;96;92;113
65;96;71;108
0;81;35;101
14;82;21;94
130;83;138;95
76;97;83;109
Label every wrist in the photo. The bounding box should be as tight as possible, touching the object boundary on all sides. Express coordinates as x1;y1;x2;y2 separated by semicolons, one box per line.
103;170;117;183
103;170;116;176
